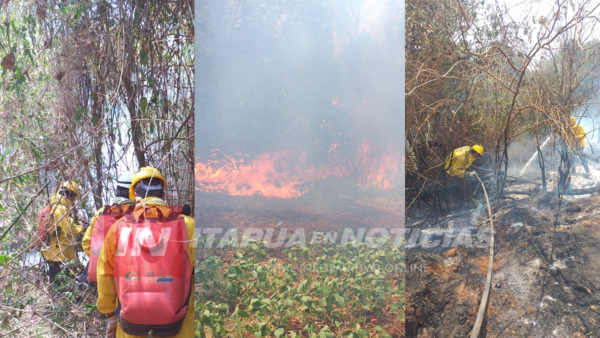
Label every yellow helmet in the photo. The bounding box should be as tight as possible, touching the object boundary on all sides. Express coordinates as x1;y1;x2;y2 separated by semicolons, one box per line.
471;144;484;155
570;117;577;125
58;180;80;199
129;166;167;200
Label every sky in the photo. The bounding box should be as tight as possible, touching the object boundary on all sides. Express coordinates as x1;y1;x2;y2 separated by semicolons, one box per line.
493;0;600;44
492;0;600;140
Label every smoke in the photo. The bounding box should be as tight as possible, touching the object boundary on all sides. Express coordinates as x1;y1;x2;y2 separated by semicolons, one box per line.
195;0;402;159
508;113;600;179
575;116;599;147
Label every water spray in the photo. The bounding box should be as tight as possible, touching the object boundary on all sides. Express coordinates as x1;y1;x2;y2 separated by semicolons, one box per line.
519;136;552;177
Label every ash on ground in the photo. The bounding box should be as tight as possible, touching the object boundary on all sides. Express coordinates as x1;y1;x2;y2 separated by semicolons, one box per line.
406;143;600;338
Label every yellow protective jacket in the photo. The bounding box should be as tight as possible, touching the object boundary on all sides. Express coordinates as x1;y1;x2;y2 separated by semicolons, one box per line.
556;124;587;149
41;195;84;262
445;146;477;178
572;124;586;149
82;197;135;257
96;197;195;338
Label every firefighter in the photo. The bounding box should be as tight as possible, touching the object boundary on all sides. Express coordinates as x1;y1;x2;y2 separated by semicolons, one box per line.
79;173;135;286
569;117;590;175
96;167;195;338
555;117;590;191
444;145;484;206
40;181;85;282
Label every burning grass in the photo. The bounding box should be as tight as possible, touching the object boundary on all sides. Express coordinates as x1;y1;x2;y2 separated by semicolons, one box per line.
194;143;403;337
195;142;400;199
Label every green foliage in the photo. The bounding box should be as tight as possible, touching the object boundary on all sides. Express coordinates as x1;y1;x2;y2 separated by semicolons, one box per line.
195;238;405;337
0;0;194;335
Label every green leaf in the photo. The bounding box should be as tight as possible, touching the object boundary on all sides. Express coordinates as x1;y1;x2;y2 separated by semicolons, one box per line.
82;303;97;313
334;294;345;306
297;280;308;294
74;107;87;123
140;97;148;112
140;49;148;65
274;328;284;338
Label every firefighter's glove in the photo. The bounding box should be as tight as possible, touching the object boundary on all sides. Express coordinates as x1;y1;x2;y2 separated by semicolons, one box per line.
467;171;477;178
106;314;117;338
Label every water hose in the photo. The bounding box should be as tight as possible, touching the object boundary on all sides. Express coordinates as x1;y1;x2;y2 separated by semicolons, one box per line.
470;172;495;338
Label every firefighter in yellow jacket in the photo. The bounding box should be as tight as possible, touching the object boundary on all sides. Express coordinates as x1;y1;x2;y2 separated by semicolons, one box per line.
96;167;195;338
554;117;590;193
79;173;135;285
41;181;84;282
568;117;590;175
444;145;483;205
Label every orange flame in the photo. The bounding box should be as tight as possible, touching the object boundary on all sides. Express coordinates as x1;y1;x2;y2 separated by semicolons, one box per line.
354;142;398;190
195;140;399;198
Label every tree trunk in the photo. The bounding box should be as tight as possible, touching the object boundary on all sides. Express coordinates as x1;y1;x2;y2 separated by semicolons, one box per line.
535;123;547;193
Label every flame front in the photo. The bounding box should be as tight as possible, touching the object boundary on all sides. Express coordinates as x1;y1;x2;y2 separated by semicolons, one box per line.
355;142;398;190
196;151;326;198
196;140;399;198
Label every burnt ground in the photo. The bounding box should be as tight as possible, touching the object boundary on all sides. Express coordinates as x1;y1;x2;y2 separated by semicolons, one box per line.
195;178;403;231
406;144;600;338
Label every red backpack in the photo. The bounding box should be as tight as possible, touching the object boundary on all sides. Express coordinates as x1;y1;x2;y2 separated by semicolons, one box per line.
87;205;134;282
110;207;191;337
34;205;57;250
